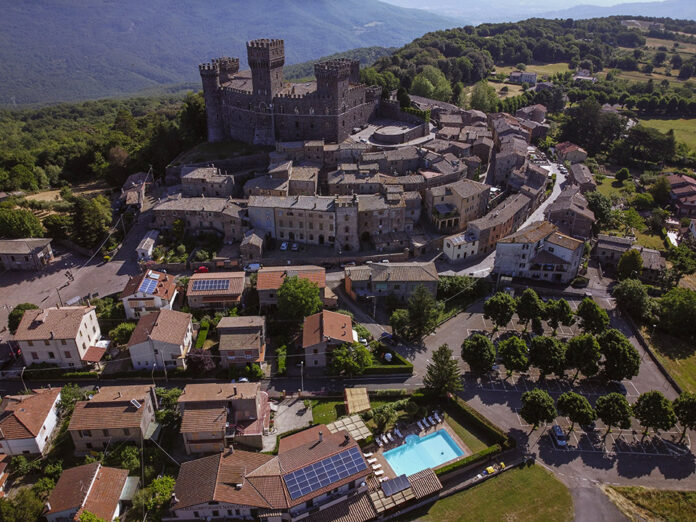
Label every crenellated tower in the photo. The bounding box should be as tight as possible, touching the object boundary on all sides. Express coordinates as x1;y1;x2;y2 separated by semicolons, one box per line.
215;56;240;84
199;61;224;142
247;39;285;101
314;59;360;112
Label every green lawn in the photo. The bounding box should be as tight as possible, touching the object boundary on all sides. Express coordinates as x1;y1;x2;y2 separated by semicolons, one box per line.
595;179;633;200
645;329;696;393
494;62;571;77
310;399;393;425
443;412;488;453
639;118;696;150
402;464;573;522
610;486;696;522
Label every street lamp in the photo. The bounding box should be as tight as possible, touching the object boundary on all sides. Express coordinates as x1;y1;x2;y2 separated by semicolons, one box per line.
300;360;304;394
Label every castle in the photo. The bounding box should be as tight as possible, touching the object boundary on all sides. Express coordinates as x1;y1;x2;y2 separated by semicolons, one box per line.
200;39;382;145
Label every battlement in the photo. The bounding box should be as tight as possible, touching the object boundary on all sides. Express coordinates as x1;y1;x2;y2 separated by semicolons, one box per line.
247;39;285;63
315;59;355;78
214;56;240;69
199;62;219;75
247;38;284;49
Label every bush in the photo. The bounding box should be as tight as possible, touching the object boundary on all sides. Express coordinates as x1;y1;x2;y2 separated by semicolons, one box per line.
276;344;287;376
441;395;511;447
194;324;209;349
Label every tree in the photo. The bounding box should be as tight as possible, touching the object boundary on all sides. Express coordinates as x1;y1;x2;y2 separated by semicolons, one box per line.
617;249;643;281
516;289;544;331
108;322;136;345
544;299;574;334
131;475;175;520
389;309;410;340
585;191;613;228
650;176;671;206
529;336;566;378
658;287;696;340
613;279;651;321
566;334;602;380
373;405;398;431
0;487;44;522
0;208;44;239
633;390;677;436
598;329;641;381
423;343;463;396
520;388;557;429
673;392;696;442
632;192;654;211
43;213;73;240
71;195;112;248
483;292;517;331
595;393;632;433
470;80;498;112
498;336;529;374
461;334;495;375
7;303;38;334
277;276;322;326
576;297;609;334
186;348;215;374
407;285;443;339
615;167;630;182
557;392;596;431
411;65;452;102
330;343;372;377
79;512;106;522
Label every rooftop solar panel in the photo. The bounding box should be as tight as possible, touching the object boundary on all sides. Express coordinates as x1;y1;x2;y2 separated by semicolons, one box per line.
191;279;231;292
138;277;158;294
381;474;410;497
282;446;366;500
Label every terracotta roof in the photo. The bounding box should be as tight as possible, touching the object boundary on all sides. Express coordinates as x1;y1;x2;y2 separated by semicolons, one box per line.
546;231;583;251
302;310;354;348
256;266;325;291
498;221;556;244
187;272;245;297
408;468;443;499
127;309;191;348
178;382;260;403
278;425;325;453
121;270;177;300
78;466;129;521
68;386;154;431
0;388;60;440
345;262;438;284
46;462;100;516
14;306;94;342
82;345;107;363
305;491;377;522
180;405;227;433
556;141;585;154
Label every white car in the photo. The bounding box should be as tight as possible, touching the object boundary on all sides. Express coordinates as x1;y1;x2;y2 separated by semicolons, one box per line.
280;241;288;251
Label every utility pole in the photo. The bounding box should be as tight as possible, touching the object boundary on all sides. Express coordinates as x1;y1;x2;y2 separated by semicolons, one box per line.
300;360;304;394
20;366;26;392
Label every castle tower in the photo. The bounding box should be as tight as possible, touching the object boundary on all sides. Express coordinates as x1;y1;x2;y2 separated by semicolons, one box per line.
315;59;355;105
215;57;240;84
199;61;224;142
247;39;285;101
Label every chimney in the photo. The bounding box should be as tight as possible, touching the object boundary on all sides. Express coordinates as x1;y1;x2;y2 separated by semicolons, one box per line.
117;391;122;399
45;502;51;512
344;434;350;444
233;386;237;396
171;492;179;503
319;431;323;442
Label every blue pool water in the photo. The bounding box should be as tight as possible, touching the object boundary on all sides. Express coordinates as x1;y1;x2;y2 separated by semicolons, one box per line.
383;429;465;476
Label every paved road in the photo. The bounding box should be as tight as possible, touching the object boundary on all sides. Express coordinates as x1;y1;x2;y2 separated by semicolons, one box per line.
440;162;567;278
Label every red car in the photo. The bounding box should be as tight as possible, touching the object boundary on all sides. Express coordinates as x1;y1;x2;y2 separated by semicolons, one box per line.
195;266;209;273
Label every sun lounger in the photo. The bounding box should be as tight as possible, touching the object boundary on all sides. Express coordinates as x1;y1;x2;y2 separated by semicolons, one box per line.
395;428;404;438
363;452;373;458
428;416;436;425
434;412;443;423
372;463;382;470
376;438;383;447
367;458;377;464
379;477;388;483
374;470;385;476
387;432;395;442
417;421;425;431
422;417;431;427
381;434;389;444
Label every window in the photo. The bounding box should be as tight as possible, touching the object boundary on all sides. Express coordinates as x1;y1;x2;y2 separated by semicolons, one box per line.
86;443;93;449
44;340;50;346
124;428;130;436
314;360;319;365
193;512;199;518
64;351;71;358
48;352;55;359
313;349;318;354
212;511;219;517
28;340;33;347
103;429;110;437
82;430;92;437
31;352;39;360
60;339;66;345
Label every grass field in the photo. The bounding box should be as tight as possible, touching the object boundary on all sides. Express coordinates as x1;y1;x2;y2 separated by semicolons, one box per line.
644;328;696;393
609;486;696;522
595;179;633;201
310;399;392;425
26;179;111;202
645;37;696;56
402;464;573;522
494;62;571;77
443;412;489;453
639;118;696;150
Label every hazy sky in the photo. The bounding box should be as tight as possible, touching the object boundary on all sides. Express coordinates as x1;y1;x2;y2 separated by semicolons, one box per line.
383;0;658;7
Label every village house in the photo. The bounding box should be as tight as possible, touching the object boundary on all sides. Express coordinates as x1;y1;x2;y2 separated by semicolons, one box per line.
135;230;159;261
0;238;54;271
509;70;538;84
515;104;547;123
635;246;666;283
0;388;61;456
493;221;584;284
186;271;246;310
567;164;597;193
423;179;490;233
44;462;136;522
555;142;588;164
120;269;178;319
120;171;149;212
443;230;480;262
491;136;527;186
177;382;270;453
127;309;193;371
217;316;266;368
594;234;634;270
14;306;105;369
240;229;264;264
544;186;595;240
344;261;439;302
668;173;696;217
181;166;235;197
256;265;334;308
68;385;159;455
303;310;356;367
467;193;532;254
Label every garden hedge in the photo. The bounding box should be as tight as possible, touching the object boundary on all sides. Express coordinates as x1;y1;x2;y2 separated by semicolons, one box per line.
435;444;502;476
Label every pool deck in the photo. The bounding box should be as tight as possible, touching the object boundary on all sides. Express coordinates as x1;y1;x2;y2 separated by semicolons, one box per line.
366;417;471;480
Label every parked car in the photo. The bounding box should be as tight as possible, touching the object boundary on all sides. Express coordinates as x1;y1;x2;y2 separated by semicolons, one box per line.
550;425;567;448
291;242;299;251
379;332;395;345
359;338;368;346
244;263;262;272
194;266;209;273
280;241;289;251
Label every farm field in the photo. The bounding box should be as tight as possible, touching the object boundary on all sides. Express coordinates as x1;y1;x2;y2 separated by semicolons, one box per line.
494;62;571;77
639;118;696;150
25;179;111;202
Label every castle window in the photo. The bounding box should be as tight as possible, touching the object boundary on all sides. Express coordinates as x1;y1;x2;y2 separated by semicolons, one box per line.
309;107;314;115
294;106;299;115
295;122;300;128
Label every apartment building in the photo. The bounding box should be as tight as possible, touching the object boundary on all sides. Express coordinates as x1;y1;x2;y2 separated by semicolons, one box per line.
121;269;178;319
127;309;193;370
0;388;61;456
467;193;532;254
217;316;266;368
424;179;490;233
545;186;595;239
344;261;439;302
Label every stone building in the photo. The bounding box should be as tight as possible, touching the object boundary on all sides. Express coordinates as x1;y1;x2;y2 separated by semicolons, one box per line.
0;238;53;271
594;234;634;270
545;186;595;240
424;179;490;233
240;229;264;263
467;193;531;254
200;39;381;145
568;164;596;193
181;166;235;197
344;261;439;302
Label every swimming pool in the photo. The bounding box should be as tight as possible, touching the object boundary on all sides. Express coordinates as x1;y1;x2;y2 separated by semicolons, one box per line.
383;429;465;476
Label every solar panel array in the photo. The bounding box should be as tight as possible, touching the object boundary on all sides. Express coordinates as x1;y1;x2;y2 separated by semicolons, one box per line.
283;446;366;500
138;277;158;294
381;474;410;497
191;279;230;292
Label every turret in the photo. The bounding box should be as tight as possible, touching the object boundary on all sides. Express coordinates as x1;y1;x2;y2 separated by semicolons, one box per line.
215;57;240;84
199;61;224;142
314;59;355;101
247;39;285;100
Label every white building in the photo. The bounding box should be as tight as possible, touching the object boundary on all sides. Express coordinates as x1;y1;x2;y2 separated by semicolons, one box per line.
0;388;61;456
443;230;479;262
127;309;193;370
136;230;159;260
121;269;178;320
493;221;584;284
14;306;104;369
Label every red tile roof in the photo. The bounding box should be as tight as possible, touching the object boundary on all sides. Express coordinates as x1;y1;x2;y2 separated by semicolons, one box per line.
187;272;245;297
256;266;325;291
82;345;107;363
68;385;155;431
78;466;129;521
14;306;94;341
127;309;192;347
302;310;353;348
121;270;177;300
46;462;100;516
0;388;61;440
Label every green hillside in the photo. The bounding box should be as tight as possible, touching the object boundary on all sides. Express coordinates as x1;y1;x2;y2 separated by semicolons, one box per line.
0;0;454;107
284;47;396;81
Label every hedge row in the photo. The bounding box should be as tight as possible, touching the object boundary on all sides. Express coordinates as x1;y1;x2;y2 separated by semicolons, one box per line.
435;443;502;476
194;324;209;349
402;107;431;122
445;395;512;448
364;364;413;375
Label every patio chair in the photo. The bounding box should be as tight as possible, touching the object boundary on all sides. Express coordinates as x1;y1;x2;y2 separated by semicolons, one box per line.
422;417;431;427
376;438;383;447
417;421;425;431
387;432;395;442
428;416;436;425
374;470;385;476
395;428;404;438
367;458;377;464
372;463;382;470
363;452;373;458
433;412;443;423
